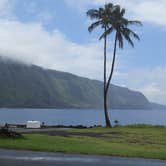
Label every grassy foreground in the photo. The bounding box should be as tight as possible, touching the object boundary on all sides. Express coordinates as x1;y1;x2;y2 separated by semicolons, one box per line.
0;125;166;160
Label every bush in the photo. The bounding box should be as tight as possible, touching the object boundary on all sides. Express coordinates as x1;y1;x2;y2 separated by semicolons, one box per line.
0;126;22;138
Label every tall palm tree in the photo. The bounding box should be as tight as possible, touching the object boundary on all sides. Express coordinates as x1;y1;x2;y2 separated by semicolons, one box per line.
87;3;114;127
87;3;142;127
104;5;142;109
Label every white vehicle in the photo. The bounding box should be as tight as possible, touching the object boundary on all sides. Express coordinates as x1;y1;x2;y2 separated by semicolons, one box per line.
26;121;41;129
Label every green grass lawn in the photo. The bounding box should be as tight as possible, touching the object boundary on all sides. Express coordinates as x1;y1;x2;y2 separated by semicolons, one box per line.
0;125;166;160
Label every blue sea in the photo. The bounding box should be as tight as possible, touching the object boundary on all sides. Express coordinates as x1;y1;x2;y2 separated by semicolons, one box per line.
0;108;166;126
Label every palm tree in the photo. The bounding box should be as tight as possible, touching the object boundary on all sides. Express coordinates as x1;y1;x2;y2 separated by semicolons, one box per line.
87;3;115;127
104;5;142;111
87;3;142;127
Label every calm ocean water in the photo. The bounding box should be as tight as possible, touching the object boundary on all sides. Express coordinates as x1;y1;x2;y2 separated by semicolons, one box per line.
0;108;166;126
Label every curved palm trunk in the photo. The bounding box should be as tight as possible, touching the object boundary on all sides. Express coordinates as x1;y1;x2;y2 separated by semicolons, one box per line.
105;33;118;111
103;30;112;127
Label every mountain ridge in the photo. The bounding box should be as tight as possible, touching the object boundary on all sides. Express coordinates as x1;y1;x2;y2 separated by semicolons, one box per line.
0;57;164;109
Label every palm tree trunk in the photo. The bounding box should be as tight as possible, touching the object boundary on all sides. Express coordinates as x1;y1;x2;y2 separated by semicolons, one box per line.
103;29;112;127
105;33;118;101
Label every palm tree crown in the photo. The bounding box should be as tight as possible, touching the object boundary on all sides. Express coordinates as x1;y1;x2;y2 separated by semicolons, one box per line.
103;5;142;48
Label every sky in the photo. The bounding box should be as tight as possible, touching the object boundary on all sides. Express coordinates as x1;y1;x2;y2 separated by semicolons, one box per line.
0;0;166;104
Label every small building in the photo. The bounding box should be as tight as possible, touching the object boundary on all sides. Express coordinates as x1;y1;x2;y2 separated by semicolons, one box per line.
26;121;41;129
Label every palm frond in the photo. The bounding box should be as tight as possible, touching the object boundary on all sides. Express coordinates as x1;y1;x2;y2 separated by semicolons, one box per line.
124;36;134;47
87;9;100;20
128;20;142;26
121;29;134;47
105;3;114;9
120;8;125;16
117;32;124;48
99;27;114;40
123;28;140;40
114;5;121;13
88;21;102;32
104;3;114;12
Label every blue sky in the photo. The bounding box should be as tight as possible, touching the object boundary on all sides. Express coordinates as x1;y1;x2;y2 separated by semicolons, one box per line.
0;0;166;104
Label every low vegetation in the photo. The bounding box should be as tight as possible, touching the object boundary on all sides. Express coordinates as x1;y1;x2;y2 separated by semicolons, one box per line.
0;127;22;138
0;125;166;159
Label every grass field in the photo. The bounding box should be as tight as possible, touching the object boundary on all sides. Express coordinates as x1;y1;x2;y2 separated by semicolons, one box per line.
0;125;166;160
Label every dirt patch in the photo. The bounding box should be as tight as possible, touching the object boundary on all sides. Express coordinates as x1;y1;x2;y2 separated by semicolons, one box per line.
26;130;123;139
38;131;104;138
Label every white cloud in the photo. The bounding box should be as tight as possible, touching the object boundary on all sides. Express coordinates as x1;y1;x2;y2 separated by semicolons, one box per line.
0;19;107;80
65;0;166;27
